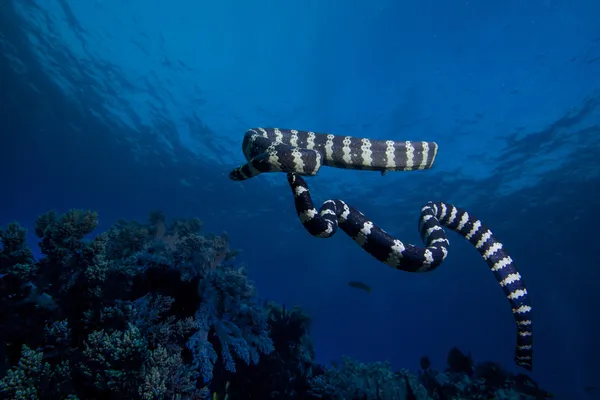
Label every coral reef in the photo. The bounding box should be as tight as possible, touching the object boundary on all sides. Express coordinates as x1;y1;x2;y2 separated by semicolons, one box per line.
0;210;551;399
416;348;553;400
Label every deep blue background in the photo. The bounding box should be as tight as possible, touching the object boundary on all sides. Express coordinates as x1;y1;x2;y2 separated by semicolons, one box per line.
1;1;599;399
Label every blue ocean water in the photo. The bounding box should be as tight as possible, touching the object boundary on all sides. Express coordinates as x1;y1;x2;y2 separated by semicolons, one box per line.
1;0;599;399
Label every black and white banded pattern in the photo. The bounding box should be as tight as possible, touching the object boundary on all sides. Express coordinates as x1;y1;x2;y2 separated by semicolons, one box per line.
286;172;533;371
229;128;438;180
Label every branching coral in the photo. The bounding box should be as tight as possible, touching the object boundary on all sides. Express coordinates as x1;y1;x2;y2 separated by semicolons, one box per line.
0;345;75;400
33;209;110;302
80;324;147;394
0;222;36;281
0;209;267;399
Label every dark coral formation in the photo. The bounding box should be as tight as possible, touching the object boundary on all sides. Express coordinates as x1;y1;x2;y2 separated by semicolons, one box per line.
417;347;553;400
0;210;550;399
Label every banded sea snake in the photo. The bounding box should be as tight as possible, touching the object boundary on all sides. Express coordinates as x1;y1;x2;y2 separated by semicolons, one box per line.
229;127;533;371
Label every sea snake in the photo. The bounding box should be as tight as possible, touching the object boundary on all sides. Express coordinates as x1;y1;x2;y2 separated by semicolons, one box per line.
229;127;534;371
228;127;438;180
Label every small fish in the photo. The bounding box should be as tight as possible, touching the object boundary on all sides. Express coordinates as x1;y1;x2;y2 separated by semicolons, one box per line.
348;280;371;292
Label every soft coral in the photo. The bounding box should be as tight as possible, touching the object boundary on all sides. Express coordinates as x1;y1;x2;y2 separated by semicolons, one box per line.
187;262;273;382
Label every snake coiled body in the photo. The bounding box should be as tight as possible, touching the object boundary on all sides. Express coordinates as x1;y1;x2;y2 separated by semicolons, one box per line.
230;127;534;371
